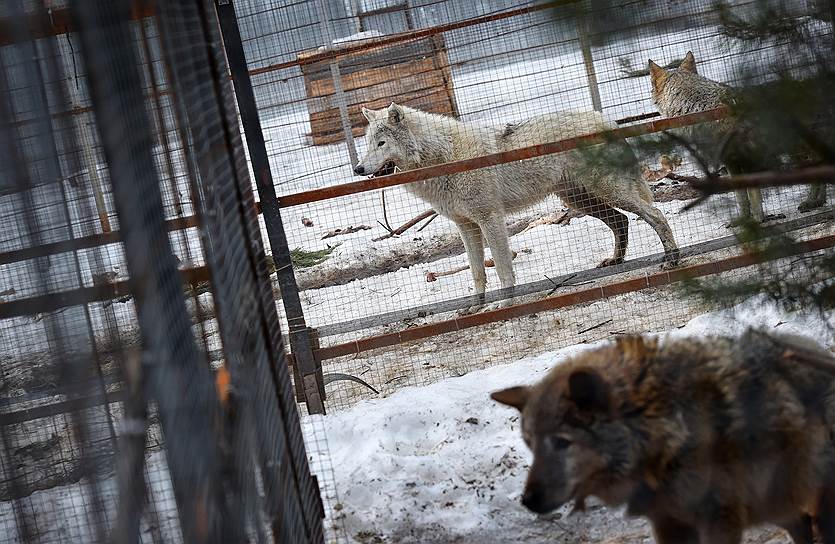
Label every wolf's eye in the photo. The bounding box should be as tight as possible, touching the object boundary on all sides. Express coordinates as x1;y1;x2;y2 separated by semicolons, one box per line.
547;436;572;450
377;140;386;147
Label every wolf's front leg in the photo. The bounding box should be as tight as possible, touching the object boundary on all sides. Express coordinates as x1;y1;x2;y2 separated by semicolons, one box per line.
480;213;516;309
696;520;743;544
455;218;487;295
650;515;699;544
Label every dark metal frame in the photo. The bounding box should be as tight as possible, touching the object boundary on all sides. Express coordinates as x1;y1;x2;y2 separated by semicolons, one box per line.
216;0;326;415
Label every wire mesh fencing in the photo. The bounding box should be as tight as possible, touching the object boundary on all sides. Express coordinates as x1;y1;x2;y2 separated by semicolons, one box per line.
0;1;325;542
225;0;835;413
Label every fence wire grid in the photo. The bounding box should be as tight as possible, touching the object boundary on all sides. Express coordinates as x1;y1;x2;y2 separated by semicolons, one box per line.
1;1;326;543
228;0;835;411
2;0;835;543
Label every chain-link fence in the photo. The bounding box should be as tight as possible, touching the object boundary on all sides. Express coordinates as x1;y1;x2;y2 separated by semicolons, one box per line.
227;0;835;414
0;1;325;542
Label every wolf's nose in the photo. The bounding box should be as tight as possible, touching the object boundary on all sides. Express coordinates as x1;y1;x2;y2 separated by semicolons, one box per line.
521;489;547;513
354;165;365;175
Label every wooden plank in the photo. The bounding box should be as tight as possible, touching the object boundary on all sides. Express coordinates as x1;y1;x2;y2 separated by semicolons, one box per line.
305;68;447;114
309;88;453;137
306;57;439;99
301;39;438;82
311;126;368;147
309;92;456;145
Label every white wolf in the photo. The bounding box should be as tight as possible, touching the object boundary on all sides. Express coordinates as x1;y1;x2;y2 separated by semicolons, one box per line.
354;103;680;299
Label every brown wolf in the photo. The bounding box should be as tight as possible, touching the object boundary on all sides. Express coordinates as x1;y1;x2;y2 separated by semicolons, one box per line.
491;330;835;543
648;51;827;220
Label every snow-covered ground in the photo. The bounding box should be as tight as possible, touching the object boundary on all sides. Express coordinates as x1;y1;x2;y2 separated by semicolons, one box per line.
1;11;833;544
265;16;833;345
309;297;835;543
0;450;180;544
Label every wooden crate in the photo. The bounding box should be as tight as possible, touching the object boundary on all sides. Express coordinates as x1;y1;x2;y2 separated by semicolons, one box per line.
299;33;458;146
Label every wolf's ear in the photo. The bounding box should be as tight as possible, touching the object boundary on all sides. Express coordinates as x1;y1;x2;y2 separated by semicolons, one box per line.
680;51;697;73
387;102;404;124
567;369;609;413
616;335;654;363
491;386;530;411
361;107;379;122
648;60;668;93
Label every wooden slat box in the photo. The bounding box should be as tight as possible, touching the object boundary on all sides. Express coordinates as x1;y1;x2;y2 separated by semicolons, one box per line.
299;33;458;146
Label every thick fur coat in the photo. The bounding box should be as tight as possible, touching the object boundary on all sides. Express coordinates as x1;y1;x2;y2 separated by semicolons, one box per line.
492;330;835;543
355;104;679;299
649;51;826;216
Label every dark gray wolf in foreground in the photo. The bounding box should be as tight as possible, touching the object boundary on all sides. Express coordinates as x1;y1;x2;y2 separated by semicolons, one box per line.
492;330;835;543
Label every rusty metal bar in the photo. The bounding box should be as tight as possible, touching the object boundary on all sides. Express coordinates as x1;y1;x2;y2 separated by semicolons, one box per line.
248;0;580;76
674;165;835;194
313;233;835;361
0;265;210;320
316;208;835;337
6;111;826;273
0;214;199;265
0;0;156;46
278;107;731;207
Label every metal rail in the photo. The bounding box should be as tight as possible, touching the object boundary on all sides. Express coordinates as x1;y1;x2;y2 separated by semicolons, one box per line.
248;0;580;76
313;233;835;361
315;208;835;337
0;107;730;267
277;107;731;207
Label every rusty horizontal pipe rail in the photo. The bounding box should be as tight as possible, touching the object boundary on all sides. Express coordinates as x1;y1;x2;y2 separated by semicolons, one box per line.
674;165;835;194
248;0;579;76
316;208;835;337
313;233;835;361
0;108;727;266
0;0;156;46
278;107;731;207
0;215;199;266
0;265;210;320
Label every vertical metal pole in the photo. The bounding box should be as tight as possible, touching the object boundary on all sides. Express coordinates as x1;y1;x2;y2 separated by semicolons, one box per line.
576;1;602;112
215;0;326;415
830;0;835;51
317;0;358;166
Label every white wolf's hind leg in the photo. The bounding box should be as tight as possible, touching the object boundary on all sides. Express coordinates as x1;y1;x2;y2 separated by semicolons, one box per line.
746;187;764;222
615;198;679;267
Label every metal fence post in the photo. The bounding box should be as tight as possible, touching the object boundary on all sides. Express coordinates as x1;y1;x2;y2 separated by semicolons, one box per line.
317;0;359;166
576;1;602;112
215;0;326;415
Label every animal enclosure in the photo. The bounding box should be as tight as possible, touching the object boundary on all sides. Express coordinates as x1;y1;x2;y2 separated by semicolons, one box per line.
234;0;835;416
1;0;834;543
0;1;324;542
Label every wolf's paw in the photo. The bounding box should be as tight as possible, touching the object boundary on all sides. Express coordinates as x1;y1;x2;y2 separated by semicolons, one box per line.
661;249;680;270
457;297;513;315
724;216;751;228
597;257;624;268
798;198;825;212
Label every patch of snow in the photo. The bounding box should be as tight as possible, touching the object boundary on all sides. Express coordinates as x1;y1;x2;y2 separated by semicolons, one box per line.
305;298;834;543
